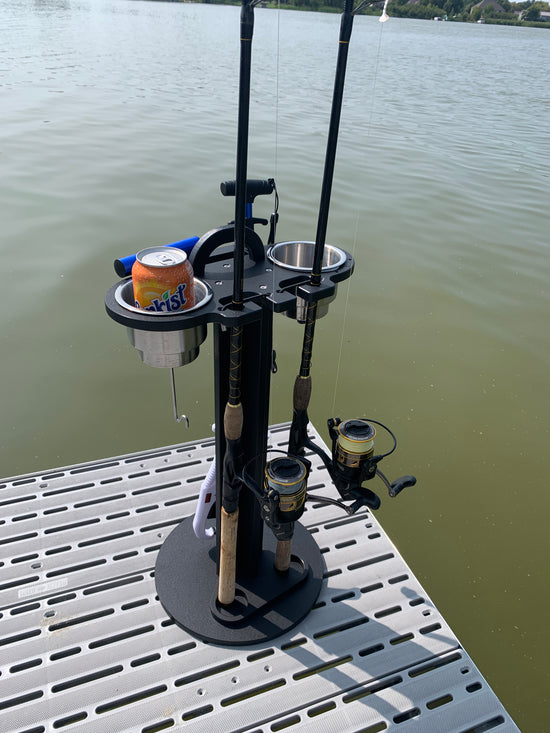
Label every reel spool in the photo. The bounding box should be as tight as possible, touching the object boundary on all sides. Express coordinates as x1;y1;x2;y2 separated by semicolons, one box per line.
262;456;309;535
331;417;379;487
334;418;376;470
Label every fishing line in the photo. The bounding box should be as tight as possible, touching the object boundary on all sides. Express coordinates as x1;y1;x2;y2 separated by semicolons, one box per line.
275;1;281;184
330;213;361;416
330;8;389;416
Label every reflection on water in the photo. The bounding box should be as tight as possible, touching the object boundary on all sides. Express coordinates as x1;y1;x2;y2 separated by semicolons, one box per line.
1;1;548;728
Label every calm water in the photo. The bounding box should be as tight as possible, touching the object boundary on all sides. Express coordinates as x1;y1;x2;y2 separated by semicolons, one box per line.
1;1;549;728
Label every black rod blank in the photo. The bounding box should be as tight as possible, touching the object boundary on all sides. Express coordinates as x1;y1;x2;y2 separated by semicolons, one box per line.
310;0;354;286
289;0;355;458
232;1;254;308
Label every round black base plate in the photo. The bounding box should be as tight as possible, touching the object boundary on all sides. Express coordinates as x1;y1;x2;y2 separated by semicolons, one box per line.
155;517;324;646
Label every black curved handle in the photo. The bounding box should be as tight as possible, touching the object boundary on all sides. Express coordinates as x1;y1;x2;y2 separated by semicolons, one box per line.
189;224;265;278
389;475;416;498
349;488;381;513
220;178;274;203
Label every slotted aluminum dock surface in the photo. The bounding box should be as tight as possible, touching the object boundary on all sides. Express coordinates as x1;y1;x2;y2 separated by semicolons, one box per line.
1;425;519;733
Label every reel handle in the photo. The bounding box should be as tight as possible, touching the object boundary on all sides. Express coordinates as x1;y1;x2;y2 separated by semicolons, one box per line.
389;474;416;497
349;488;381;513
376;469;416;498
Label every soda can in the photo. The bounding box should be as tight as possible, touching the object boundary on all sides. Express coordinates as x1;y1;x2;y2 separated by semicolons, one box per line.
132;246;195;313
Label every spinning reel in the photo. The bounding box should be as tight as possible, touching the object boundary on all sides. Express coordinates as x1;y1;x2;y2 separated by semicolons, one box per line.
242;416;415;565
286;416;416;518
241;453;310;572
325;417;416;513
260;456;310;542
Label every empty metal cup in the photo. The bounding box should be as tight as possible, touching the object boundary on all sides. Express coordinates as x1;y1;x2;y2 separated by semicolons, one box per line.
267;241;346;323
267;241;346;272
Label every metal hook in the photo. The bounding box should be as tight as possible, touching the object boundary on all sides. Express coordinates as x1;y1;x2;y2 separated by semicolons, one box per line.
170;368;190;428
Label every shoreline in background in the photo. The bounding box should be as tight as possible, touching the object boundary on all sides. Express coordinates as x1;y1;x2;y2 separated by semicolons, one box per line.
143;0;550;29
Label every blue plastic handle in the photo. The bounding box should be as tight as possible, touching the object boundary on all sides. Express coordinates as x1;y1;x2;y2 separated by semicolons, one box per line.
114;236;200;277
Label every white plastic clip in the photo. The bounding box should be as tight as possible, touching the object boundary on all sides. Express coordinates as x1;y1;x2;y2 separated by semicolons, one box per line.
193;425;216;539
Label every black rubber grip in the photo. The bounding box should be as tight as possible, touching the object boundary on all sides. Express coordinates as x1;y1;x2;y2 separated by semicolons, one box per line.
220;178;274;203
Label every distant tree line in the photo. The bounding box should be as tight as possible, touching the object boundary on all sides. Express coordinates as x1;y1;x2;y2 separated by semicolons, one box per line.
199;0;550;25
386;0;549;23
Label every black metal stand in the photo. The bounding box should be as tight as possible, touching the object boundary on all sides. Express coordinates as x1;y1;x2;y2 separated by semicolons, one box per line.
106;232;354;645
155;516;323;646
154;296;323;645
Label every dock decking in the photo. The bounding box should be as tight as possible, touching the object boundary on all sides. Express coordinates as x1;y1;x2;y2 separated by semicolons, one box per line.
0;425;519;732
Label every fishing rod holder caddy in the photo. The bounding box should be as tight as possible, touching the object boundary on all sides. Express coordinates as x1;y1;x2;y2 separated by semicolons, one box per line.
105;182;414;645
106;0;415;645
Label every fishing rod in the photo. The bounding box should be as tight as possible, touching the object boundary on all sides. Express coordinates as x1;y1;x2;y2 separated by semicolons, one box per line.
218;0;258;607
286;1;414;532
288;0;356;459
270;0;357;578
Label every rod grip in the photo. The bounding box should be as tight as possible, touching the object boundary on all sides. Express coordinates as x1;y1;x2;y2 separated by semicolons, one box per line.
224;402;243;442
274;539;292;574
220;178;274;203
293;375;312;412
218;507;239;605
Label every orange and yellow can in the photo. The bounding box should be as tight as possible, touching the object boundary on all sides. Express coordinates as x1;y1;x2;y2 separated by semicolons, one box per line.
132;247;195;313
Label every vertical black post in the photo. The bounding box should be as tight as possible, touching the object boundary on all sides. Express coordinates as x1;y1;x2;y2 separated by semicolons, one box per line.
214;310;273;580
237;308;273;575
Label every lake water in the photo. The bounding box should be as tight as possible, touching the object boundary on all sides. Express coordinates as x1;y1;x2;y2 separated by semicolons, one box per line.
1;1;549;728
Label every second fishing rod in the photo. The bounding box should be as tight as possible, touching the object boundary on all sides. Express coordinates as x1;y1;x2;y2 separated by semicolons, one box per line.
288;0;356;461
285;1;414;555
219;0;380;603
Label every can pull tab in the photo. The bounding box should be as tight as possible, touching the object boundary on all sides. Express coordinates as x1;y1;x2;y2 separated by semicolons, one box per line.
170;368;190;428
